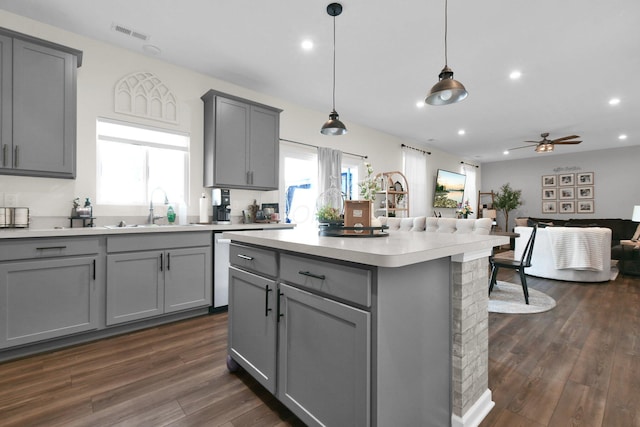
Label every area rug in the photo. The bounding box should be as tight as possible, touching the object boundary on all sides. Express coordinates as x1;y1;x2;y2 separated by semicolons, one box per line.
489;281;556;314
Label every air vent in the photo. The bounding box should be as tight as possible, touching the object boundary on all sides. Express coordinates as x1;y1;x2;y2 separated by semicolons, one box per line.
111;23;150;41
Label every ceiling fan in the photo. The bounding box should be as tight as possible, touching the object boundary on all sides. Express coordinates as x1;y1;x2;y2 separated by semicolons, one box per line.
509;132;582;153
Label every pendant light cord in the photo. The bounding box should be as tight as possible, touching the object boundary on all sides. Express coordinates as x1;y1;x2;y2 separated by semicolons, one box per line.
444;0;448;66
332;14;337;110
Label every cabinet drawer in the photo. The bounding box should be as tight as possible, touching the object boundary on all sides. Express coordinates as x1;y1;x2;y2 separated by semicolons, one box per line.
107;232;211;253
0;237;100;261
230;243;277;277
280;253;371;307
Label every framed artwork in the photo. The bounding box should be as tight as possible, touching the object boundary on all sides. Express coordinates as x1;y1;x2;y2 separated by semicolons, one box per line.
559;173;575;186
577;200;595;213
560;201;575;213
542;188;557;200
542;175;556;187
577;186;594;199
542;201;557;213
577;172;594;185
559;187;575;200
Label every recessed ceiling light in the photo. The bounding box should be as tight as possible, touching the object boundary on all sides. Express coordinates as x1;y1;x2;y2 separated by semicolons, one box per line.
458;129;465;135
619;134;628;140
301;39;314;50
503;150;509;155
609;98;621;105
509;70;522;80
142;44;161;56
416;101;425;108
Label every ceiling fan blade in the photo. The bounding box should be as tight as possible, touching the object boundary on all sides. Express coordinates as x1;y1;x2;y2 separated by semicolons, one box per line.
507;145;534;151
551;135;580;143
523;141;541;144
554;140;582;144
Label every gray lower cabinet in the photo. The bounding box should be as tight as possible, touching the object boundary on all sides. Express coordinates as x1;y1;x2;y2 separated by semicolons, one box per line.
0;27;82;178
228;266;277;393
228;244;370;426
202;90;281;190
106;233;212;326
0;238;99;350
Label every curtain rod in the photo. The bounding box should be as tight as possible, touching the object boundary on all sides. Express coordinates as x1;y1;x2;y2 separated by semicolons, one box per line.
280;138;367;159
401;143;431;155
460;161;479;168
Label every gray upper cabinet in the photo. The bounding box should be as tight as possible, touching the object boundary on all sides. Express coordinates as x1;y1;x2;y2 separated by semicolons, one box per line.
0;27;82;179
202;90;281;190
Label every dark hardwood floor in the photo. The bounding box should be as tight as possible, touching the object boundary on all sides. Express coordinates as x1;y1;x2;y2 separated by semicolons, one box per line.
1;270;638;426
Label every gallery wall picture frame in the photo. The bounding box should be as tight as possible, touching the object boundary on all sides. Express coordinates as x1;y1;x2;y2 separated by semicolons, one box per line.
542;175;556;187
559;173;575;186
577;172;594;185
577;200;595;213
542;188;557;200
577;186;594;199
542;201;557;213
559;187;575;200
560;201;575;213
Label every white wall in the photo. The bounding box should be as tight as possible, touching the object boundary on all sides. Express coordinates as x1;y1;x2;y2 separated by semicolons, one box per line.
481;145;640;229
0;10;481;227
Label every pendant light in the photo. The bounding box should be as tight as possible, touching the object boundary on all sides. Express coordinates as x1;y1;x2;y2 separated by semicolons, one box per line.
321;3;347;135
425;0;468;106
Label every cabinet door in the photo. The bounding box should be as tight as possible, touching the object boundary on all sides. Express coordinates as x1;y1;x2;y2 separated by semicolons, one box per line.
214;96;250;187
106;251;164;325
228;266;277;393
0;257;98;349
277;283;370;427
164;246;212;313
0;34;11;170
248;105;279;189
12;39;76;178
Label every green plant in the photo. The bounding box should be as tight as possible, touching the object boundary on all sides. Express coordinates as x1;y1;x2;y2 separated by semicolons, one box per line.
493;183;523;231
358;162;381;201
316;205;341;222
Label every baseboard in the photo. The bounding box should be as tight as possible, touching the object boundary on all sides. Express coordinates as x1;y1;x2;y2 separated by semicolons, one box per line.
451;389;495;427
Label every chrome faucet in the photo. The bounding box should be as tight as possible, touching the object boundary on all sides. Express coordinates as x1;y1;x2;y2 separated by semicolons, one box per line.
148;187;169;224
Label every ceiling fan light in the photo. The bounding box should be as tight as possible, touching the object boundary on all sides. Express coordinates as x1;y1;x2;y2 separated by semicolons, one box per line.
425;66;468;106
320;110;347;135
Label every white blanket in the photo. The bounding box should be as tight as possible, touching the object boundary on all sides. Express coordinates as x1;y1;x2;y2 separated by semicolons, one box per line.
546;227;608;271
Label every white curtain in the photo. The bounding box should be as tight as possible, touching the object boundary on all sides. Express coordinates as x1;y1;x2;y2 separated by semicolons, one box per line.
462;164;477;217
317;147;343;195
402;147;428;217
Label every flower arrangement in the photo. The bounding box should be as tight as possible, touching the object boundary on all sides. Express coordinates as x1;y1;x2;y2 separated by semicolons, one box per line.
457;200;473;217
358;162;381;201
316;205;342;223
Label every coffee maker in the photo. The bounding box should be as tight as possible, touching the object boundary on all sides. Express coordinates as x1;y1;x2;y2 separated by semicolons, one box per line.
212;188;231;224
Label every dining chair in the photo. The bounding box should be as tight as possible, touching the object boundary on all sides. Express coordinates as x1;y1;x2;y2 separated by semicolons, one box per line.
489;225;538;304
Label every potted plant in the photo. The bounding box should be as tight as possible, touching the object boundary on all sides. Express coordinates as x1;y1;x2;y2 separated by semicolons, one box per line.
316;205;342;224
456;200;473;218
358;162;382;226
493;183;523;231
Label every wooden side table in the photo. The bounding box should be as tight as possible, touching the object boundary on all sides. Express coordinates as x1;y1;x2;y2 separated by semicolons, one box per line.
620;240;640;276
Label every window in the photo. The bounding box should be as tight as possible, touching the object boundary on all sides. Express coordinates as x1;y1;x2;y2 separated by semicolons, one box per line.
96;118;189;206
280;142;361;228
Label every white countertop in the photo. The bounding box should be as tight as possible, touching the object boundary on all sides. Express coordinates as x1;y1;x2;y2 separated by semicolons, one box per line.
0;222;294;240
223;229;509;268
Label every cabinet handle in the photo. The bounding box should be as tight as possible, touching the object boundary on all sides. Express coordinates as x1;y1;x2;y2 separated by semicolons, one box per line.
246;171;250;185
277;290;284;322
2;144;6;167
265;284;273;317
250;171;254;185
167;252;171;270
160;253;163;271
236;254;254;261
298;270;326;281
36;246;67;251
92;259;96;281
14;146;18;168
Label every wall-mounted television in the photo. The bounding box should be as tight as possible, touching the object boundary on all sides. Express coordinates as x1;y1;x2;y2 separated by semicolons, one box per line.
434;169;466;208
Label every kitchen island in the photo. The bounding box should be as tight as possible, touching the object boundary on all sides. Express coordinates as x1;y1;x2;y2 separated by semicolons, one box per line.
224;228;508;427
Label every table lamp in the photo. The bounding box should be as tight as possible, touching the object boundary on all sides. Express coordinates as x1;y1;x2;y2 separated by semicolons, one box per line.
483;209;497;227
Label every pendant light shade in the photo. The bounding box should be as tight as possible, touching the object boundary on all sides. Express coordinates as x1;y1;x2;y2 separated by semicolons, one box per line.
425;0;468;106
321;3;347;135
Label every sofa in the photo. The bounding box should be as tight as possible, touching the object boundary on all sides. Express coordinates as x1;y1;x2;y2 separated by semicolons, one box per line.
378;216;493;234
514;226;612;282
